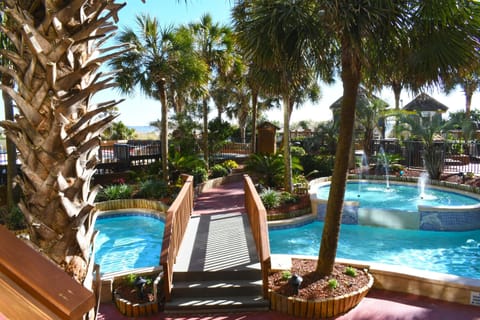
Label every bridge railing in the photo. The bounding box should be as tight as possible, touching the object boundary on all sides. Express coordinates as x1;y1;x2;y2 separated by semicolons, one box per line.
159;174;194;301
243;174;271;298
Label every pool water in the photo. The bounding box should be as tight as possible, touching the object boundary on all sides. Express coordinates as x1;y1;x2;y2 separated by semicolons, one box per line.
269;221;480;279
317;182;479;212
94;214;164;274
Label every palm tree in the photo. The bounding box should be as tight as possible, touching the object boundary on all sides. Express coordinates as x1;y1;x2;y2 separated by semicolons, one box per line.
189;13;234;168
0;8;17;210
233;0;480;277
109;15;207;182
0;1;131;287
233;1;327;193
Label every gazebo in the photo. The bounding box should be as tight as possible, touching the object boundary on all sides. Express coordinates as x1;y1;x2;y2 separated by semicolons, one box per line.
402;92;448;121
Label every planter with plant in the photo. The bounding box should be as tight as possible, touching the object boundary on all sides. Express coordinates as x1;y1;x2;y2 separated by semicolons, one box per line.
113;273;162;317
268;259;373;318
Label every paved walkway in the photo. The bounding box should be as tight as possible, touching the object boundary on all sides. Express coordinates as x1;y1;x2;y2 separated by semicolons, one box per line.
98;180;480;319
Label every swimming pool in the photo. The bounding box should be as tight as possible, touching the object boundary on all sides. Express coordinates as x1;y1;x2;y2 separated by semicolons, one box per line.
269;221;480;279
94;213;164;274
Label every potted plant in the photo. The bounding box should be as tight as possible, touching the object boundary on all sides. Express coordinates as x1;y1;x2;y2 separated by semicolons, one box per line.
113;273;162;317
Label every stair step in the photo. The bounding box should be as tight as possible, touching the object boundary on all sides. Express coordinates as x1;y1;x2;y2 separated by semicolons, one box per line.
164;295;270;313
173;270;262;282
172;279;263;298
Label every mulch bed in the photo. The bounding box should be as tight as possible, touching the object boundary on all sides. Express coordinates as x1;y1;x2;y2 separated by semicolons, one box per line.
269;258;370;300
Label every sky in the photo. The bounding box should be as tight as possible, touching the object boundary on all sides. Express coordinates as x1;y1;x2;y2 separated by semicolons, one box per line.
0;0;474;127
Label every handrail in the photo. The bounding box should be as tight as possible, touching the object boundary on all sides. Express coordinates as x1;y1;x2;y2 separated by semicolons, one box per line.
243;174;271;298
159;174;194;301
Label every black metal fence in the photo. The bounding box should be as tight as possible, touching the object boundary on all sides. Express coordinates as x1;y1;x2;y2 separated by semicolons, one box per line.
372;139;480;174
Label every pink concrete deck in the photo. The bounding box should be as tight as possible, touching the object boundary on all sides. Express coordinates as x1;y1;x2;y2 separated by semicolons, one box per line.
98;180;480;319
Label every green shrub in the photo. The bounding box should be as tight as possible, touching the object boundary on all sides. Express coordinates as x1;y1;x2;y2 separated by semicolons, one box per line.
344;266;357;277
300;155;334;178
281;270;292;281
291;145;306;158
260;189;281;209
96;184;133;201
328;278;338;289
137;179;169;199
280;192;299;205
192;167;208;186
210;164;229;178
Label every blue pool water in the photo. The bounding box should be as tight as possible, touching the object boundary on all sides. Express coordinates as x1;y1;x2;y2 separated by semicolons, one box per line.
94;214;164;274
269;221;480;279
317;182;479;212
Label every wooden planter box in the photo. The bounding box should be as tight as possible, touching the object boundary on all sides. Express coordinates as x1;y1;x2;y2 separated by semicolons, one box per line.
114;292;159;317
269;273;373;318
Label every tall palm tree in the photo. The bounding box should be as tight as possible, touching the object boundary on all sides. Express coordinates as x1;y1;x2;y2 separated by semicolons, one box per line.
234;1;328;192
189;13;234;168
109;15;207;182
233;0;480;277
0;1;131;287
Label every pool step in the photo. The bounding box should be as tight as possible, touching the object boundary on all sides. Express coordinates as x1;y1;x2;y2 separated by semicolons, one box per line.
164;270;269;313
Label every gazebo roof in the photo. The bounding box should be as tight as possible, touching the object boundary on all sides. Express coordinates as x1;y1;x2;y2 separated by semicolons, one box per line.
402;93;448;112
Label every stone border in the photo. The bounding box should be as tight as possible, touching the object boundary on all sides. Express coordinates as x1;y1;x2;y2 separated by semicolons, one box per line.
269;273;374;318
95;198;169;213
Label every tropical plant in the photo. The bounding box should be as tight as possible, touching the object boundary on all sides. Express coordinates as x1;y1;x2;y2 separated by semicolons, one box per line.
0;1;130;288
137;179;169;199
399;112;447;179
259;188;281;210
245;153;285;188
189;13;235;169
109;14;208;182
96;184;133;202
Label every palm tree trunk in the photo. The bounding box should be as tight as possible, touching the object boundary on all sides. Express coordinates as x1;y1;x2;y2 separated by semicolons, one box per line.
283;97;293;193
251;90;258;153
158;79;169;182
203;98;209;169
317;40;361;276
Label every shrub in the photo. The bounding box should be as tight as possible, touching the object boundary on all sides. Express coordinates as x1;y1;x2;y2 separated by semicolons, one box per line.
344;266;357;277
96;184;133;201
291;145;306;158
192;167;208;186
210;164;229;178
281;270;292;281
222;159;238;170
328;278;338;289
280;191;299;205
260;189;281;209
137;179;169;199
300;155;334;178
246;153;284;188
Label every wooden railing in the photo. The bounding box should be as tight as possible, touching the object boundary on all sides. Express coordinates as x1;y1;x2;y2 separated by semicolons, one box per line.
243;174;271;298
160;174;194;301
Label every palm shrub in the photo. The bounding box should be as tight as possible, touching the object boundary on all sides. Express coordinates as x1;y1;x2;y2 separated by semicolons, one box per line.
192;167;209;186
137;180;169;199
96;184;133;202
259;189;281;209
246;153;285;188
